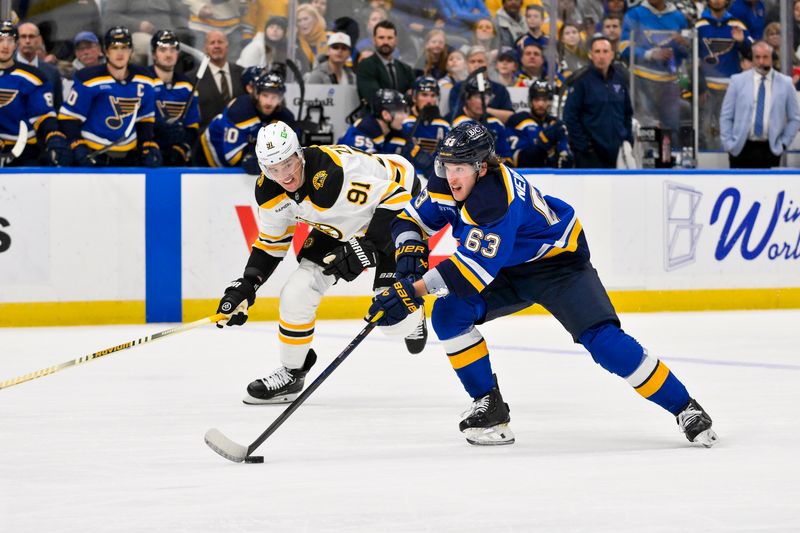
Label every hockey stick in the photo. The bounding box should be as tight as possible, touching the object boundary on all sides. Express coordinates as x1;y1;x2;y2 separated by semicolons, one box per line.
87;103;140;162
0;120;29;168
285;59;318;136
0;313;227;391
167;54;210;124
204;313;383;463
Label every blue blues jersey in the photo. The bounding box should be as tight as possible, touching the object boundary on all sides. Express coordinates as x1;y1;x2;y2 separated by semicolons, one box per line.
148;68;201;142
58;64;156;152
0;62;59;148
620;2;689;82
199;94;296;167
401;114;450;155
337;115;393;154
393;164;586;298
451;114;513;161
695;9;751;91
505;112;571;168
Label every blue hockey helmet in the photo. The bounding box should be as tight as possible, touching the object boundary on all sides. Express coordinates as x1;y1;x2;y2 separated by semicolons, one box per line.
151;29;180;52
413;76;439;96
0;20;17;41
104;26;132;49
434;122;495;178
370;88;408;117
241;66;266;89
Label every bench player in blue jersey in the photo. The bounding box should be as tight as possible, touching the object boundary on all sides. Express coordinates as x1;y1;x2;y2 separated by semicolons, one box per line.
450;75;513;162
368;122;718;448
505;80;572;168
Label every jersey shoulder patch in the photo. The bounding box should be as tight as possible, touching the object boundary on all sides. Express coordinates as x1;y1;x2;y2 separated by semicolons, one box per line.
463;171;511;226
302;146;345;209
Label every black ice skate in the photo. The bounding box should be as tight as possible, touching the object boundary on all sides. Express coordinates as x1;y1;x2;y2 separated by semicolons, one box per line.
676;398;718;447
404;313;428;354
459;376;515;446
243;350;317;405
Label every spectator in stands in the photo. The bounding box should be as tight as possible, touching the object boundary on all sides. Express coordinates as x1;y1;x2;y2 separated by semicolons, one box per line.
392;0;447;55
355;6;388;56
506;80;573;167
61;31;104;100
309;0;330;26
496;0;527;49
193;30;244;130
241;0;288;43
462;18;502;59
294;3;329;73
577;0;604;33
729;0;765;40
564;34;633;168
306;32;356;84
237;16;288;68
515;5;548;54
449;45;515;123
185;0;243;57
601;14;623;54
450;73;513;160
763;22;782;70
492;46;525;86
604;0;627;19
103;0;188;38
441;0;491;35
415;29;450;80
696;0;752;150
518;41;547;85
356;21;416;103
26;0;101;61
558;23;589;77
15;22;62;109
438;49;468;89
720;41;800;168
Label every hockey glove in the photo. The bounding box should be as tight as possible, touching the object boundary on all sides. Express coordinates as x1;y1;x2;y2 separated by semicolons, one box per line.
367;278;423;326
322;237;378;282
216;277;260;328
72;141;98;167
241;150;261;175
141;141;163;168
395;239;429;281
44;131;72;167
167;143;191;166
155;120;187;146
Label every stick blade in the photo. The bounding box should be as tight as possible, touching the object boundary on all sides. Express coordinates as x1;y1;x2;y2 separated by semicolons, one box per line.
204;428;248;463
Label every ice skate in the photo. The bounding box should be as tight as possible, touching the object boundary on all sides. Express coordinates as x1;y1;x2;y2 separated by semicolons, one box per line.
243;350;317;405
404;313;428;354
676;398;718;447
459;377;514;446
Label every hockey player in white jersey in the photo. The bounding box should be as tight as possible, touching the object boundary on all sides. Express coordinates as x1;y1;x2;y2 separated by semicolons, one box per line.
215;121;428;404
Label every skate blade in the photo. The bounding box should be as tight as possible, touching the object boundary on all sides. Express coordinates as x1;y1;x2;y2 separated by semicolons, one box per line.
692;428;718;448
463;424;515;446
242;392;299;405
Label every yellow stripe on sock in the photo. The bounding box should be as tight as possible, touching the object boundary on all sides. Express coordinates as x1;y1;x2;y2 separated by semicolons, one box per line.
635;361;670;398
448;340;489;370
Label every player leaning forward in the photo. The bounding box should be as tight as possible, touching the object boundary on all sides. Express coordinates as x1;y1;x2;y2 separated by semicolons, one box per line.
216;121;428;404
369;122;718;447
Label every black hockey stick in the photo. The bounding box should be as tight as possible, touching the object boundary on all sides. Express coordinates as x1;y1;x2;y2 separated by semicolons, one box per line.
0;120;29;167
204;313;382;463
87;104;140;161
167;54;210;124
458;66;489;125
285;59;319;135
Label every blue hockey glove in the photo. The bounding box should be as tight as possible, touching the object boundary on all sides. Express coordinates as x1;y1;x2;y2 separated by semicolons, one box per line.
141;141;163;168
322;237;378;282
367;278;423;326
44;131;72;167
72;141;98;167
216;277;260;328
395;239;429;281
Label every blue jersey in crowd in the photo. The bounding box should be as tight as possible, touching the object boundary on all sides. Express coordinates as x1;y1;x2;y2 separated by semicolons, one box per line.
451;114;513;161
695;8;751;91
728;0;765;40
393;163;586;298
58;64;156;152
620;2;689;83
505;111;572;168
0;62;60;149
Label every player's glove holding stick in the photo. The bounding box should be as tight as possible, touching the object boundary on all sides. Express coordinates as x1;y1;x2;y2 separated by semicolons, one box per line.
322;237;378;282
216;277;260;327
395;239;429;281
367;278;424;326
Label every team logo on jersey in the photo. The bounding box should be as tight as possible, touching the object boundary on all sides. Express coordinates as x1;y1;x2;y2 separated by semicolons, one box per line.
295;217;343;239
414;189;429;209
312;170;327;190
702;38;735;66
156;100;187;120
0;89;19;108
105;96;140;129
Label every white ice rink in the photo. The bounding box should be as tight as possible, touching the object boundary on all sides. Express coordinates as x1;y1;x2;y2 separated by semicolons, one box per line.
2;310;799;532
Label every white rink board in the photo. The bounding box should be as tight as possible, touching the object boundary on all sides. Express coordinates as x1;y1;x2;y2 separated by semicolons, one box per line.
0;173;146;302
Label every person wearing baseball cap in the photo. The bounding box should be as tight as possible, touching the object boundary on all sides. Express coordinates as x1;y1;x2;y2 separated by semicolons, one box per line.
305;32;355;85
72;32;103;72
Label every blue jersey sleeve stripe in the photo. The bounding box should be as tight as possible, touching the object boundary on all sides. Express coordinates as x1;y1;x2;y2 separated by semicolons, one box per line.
543;218;583;259
449;255;487;291
454;250;495;286
403;203;439;237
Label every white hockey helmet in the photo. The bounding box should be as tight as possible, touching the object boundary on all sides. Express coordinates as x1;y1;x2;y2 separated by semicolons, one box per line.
255;121;303;177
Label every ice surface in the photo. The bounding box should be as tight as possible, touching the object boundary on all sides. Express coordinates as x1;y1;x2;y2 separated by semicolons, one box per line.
2;311;799;532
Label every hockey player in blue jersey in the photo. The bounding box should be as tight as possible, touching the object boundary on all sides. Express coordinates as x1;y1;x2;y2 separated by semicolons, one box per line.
337;88;409;154
197;70;296;174
368;122;717;448
59;26;160;167
0;20;70;166
148;30;201;166
402;76;450;157
696;0;751;150
451;75;513;162
505;80;572;168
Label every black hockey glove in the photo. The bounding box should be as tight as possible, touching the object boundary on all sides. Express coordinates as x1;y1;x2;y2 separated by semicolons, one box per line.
216;277;260;328
418;103;441;124
141;141;163;168
241;150;261;175
167;143;191;165
72;141;98;167
395;239;429;281
322;237;378;282
155;120;187;146
367;278;423;326
44;131;72;167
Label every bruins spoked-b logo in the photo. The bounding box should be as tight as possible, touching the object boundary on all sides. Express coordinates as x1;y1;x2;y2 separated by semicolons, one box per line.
312;170;327;190
0;89;19;108
156;100;187;120
105;96;140;129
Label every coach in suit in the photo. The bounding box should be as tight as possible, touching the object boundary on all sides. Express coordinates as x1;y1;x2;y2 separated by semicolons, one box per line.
720;41;800;168
192;30;244;130
355;20;415;104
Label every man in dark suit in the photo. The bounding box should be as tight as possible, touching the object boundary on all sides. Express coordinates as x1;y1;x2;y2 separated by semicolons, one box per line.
15;22;63;109
355;20;414;105
192;29;243;130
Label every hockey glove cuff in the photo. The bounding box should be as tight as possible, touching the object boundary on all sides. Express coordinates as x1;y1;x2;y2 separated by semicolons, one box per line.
141;141;162;168
216;277;260;328
322;237;378;282
395;239;429;281
44;131;72;167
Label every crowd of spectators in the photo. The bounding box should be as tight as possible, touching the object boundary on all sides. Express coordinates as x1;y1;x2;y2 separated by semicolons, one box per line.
0;0;798;171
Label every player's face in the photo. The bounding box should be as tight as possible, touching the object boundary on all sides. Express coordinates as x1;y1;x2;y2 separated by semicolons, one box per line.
0;35;16;63
531;96;549;117
465;93;486;117
414;91;437;110
386;109;408;130
443;162;480;201
154;44;178;71
265;154;304;191
256;91;282;115
105;43;132;69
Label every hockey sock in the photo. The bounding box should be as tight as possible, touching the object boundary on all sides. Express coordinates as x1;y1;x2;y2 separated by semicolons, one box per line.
442;327;495;398
579;322;690;415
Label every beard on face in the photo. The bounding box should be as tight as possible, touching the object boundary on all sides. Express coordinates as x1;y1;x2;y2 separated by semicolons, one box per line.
377;44;393;56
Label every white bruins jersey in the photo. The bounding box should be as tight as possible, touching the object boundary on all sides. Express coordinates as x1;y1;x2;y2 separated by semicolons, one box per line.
252;145;414;258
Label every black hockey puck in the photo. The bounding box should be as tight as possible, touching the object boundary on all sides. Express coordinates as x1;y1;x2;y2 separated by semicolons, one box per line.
244;455;264;463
